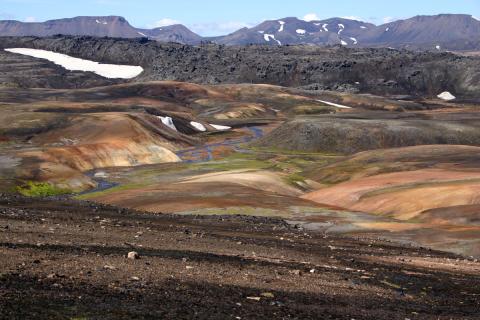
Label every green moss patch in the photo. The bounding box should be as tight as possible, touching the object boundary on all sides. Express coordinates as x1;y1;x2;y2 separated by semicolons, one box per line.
16;181;70;197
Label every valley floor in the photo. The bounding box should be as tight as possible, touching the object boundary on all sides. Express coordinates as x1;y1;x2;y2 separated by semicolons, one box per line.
0;194;479;319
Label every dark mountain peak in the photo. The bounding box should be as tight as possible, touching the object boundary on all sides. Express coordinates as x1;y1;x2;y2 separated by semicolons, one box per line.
1;14;480;50
140;24;202;44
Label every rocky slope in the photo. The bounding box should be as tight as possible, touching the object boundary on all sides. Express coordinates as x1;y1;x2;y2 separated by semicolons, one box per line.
252;113;480;154
1;194;479;319
0;46;119;88
2;36;480;99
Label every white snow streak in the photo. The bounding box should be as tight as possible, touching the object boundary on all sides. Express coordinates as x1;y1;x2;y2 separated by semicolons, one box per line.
296;29;306;35
158;116;177;131
340;40;348;46
278;21;285;32
322;24;329;32
349;37;358;45
264;34;281;45
338;24;345;34
316;100;352;109
437;92;456;101
4;48;143;79
360;26;367;29
190;121;207;132
138;32;147;37
210;124;231;131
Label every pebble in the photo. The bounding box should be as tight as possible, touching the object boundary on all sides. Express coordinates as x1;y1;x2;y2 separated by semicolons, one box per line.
246;296;261;301
103;265;116;270
127;251;140;260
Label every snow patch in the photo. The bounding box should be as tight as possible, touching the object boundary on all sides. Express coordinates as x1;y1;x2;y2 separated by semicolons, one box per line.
340;40;348;46
313;23;321;26
296;29;306;35
158;116;177;131
4;48;143;79
264;34;281;45
385;27;390;32
360;26;367;29
337;24;345;34
138;32;147;37
210;124;231;131
94;171;108;178
278;21;285;32
435;45;441;50
258;30;265;34
317;100;352;109
437;91;456;101
322;24;329;32
190;121;206;132
95;19;107;25
349;37;358;45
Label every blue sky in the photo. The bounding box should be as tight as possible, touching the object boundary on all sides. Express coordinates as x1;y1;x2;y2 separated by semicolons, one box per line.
2;0;479;36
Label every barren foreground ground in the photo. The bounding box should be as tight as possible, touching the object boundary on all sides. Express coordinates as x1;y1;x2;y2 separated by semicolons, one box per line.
0;194;479;319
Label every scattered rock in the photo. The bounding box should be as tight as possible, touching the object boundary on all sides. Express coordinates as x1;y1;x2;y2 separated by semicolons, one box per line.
246;297;261;302
103;265;116;270
127;251;140;260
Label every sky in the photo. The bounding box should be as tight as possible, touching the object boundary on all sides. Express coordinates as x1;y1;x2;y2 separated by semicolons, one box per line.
1;0;479;36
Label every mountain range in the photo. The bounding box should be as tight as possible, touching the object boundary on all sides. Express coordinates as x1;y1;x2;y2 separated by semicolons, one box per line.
1;14;479;50
0;16;203;44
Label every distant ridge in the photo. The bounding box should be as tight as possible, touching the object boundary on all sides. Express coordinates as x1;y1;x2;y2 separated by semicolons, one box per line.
0;16;202;44
1;14;479;50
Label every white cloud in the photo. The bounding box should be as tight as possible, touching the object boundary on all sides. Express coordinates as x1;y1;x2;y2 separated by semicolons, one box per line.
342;16;362;21
24;16;36;22
303;13;320;22
149;18;181;28
0;12;15;20
383;16;395;24
188;21;255;36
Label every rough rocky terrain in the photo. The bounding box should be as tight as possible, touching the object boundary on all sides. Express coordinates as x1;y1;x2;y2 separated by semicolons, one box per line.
253;113;480;154
0;193;479;319
0;48;119;88
1;36;480;99
1;35;480;318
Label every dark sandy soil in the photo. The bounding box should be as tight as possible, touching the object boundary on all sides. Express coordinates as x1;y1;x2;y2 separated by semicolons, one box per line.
0;193;479;319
